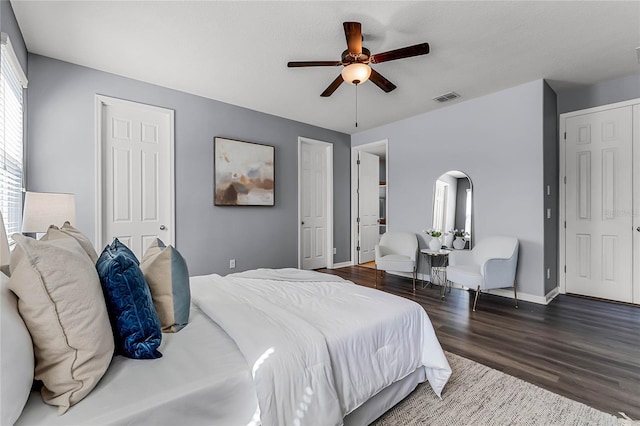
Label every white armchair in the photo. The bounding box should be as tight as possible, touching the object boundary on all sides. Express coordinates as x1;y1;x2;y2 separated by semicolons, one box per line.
446;236;519;311
374;232;419;291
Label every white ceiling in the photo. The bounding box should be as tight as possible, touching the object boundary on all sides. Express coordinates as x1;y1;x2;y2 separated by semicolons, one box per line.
11;1;640;135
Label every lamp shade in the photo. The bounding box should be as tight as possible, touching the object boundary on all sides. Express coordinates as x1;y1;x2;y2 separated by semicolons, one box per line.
21;192;76;233
0;211;9;267
341;63;372;85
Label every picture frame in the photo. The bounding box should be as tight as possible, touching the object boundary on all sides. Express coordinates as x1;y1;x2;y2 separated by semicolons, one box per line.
214;137;275;206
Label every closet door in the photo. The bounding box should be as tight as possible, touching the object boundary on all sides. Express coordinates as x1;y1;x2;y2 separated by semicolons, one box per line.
565;106;633;303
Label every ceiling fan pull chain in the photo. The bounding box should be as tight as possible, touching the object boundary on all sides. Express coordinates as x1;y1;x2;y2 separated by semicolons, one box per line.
355;83;358;128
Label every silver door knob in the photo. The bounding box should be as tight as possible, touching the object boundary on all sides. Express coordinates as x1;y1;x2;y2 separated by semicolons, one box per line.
637;227;640;232
160;225;166;231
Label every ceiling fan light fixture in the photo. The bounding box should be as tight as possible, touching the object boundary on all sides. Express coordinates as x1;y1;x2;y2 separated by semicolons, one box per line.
341;63;371;85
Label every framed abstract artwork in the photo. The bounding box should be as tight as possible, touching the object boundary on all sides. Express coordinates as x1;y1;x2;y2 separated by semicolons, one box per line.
214;137;275;206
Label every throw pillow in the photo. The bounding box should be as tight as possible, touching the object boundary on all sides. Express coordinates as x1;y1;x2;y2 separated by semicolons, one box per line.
40;223;98;263
1;272;34;424
96;239;162;359
8;234;114;414
140;239;190;332
61;222;99;262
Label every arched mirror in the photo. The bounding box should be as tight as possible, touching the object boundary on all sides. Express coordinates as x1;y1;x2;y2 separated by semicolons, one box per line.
431;170;472;249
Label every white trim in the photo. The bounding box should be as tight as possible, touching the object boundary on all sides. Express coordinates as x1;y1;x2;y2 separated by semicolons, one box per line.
559;112;567;294
487;286;559;305
386;273;559;305
94;95;175;250
329;261;353;269
0;33;27;88
297;137;334;269
560;98;640;119
634;105;640;304
545;286;561;303
351;139;388;265
558;97;640;297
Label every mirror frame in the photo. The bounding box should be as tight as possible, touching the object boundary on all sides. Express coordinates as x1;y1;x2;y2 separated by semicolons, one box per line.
431;170;473;249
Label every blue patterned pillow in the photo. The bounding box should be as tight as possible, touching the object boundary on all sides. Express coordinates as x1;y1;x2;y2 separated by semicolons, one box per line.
96;239;162;359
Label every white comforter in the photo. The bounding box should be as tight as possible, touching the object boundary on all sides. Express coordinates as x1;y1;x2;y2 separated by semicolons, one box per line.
190;269;451;426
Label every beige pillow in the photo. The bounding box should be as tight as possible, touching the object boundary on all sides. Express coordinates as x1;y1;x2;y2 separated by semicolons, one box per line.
8;232;114;414
140;239;190;332
41;222;98;263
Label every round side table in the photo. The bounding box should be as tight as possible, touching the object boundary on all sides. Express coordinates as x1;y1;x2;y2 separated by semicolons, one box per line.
420;248;452;298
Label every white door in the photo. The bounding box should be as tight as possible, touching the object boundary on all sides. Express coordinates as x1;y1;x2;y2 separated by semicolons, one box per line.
98;96;174;259
634;105;640;304
565;106;633;303
300;141;327;269
358;151;379;264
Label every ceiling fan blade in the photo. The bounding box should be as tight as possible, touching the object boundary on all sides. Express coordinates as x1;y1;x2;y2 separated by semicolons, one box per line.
320;74;344;97
343;22;362;55
371;42;430;64
369;69;397;93
288;61;342;68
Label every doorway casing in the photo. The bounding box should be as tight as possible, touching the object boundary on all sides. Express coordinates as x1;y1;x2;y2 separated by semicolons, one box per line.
351;139;388;265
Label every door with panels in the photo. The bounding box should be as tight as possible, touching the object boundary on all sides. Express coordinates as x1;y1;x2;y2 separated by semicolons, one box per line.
300;141;328;270
97;96;174;259
564;105;633;303
357;151;380;264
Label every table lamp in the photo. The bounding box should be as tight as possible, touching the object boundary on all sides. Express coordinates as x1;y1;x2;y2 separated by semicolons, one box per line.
21;191;76;236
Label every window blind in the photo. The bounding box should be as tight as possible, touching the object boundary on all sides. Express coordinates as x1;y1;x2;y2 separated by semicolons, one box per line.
0;33;27;237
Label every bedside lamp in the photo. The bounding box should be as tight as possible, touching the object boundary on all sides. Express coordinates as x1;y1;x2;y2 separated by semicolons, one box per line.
21;192;76;236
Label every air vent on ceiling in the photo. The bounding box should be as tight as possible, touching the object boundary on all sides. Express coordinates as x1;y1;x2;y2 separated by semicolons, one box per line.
433;91;460;103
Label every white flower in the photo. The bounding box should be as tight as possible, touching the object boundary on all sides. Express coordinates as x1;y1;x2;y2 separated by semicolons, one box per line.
423;228;443;237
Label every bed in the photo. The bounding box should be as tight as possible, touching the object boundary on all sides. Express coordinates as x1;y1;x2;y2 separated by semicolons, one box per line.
5;267;451;425
1;215;451;425
190;268;452;426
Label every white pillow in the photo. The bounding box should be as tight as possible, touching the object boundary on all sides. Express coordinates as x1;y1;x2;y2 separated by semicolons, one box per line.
9;232;114;414
0;271;34;425
0;211;10;276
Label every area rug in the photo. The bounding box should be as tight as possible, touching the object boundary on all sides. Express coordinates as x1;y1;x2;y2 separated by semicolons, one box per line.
372;352;633;426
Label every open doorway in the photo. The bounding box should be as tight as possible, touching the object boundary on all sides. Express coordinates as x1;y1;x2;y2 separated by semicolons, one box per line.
351;140;388;267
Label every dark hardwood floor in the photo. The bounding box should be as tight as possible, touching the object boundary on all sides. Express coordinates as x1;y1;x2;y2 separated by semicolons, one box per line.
317;266;640;420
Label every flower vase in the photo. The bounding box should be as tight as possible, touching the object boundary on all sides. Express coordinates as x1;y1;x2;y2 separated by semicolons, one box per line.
453;237;466;250
428;237;442;251
444;233;454;248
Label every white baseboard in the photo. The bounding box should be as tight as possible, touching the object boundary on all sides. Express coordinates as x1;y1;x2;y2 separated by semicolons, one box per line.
393;271;560;305
544;286;560;303
488;286;560;305
329;261;353;269
345;268;561;306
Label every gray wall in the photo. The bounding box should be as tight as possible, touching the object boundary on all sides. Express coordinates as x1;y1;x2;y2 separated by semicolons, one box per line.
352;80;546;298
26;54;351;275
557;74;640;114
543;82;558;295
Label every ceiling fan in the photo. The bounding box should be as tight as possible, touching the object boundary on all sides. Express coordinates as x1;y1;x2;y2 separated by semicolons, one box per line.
287;22;430;97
